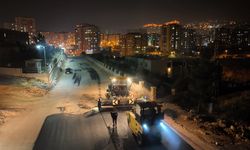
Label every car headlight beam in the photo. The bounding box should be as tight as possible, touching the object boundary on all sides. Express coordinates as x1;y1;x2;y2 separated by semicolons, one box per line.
142;123;149;132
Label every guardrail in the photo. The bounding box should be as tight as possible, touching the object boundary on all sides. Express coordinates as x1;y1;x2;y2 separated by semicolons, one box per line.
0;52;66;88
85;56;121;76
0;67;48;83
48;52;66;87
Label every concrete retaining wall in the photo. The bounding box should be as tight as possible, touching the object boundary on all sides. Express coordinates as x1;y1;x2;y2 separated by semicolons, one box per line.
48;53;66;87
0;67;22;76
85;56;120;76
0;52;66;87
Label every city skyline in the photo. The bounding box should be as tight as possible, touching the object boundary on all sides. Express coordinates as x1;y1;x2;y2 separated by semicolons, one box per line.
1;0;250;32
1;1;250;149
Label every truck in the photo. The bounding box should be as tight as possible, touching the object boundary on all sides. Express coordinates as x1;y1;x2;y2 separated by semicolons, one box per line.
127;101;164;146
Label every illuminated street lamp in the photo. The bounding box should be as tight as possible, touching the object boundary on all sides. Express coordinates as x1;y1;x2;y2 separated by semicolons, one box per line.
36;45;47;71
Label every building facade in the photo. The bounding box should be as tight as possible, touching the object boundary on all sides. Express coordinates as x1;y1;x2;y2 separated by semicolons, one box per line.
214;27;232;52
0;28;29;45
143;24;162;34
2;17;36;44
41;32;75;49
160;20;182;55
15;17;36;44
143;24;161;51
214;24;250;55
231;25;250;51
100;33;120;51
75;24;100;54
180;28;197;55
120;32;147;56
147;33;160;50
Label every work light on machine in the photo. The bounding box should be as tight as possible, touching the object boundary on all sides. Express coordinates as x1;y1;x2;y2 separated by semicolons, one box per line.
127;77;132;84
112;78;117;83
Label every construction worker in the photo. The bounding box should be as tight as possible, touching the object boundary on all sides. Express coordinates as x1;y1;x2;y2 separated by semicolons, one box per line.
73;73;76;79
98;98;102;111
110;108;118;127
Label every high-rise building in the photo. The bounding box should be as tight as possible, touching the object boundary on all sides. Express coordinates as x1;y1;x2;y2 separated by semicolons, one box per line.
41;32;75;49
160;20;182;55
214;24;250;54
180;28;197;55
100;33;120;50
147;33;160;50
120;32;147;56
1;17;36;44
0;28;29;45
184;21;220;48
75;24;100;54
143;24;162;34
143;24;161;51
231;25;250;50
15;17;36;44
214;27;231;52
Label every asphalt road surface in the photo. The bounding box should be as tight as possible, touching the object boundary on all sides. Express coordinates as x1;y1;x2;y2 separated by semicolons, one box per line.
33;56;193;150
0;56;193;150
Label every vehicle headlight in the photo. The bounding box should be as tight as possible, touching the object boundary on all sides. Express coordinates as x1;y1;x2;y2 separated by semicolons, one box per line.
159;121;167;130
127;77;132;84
112;78;117;82
142;123;149;132
160;122;164;127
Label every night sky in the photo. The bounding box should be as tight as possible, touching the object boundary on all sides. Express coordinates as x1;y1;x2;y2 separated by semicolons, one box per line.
0;0;249;32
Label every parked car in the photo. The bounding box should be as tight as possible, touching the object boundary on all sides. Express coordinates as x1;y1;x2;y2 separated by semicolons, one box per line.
65;68;73;74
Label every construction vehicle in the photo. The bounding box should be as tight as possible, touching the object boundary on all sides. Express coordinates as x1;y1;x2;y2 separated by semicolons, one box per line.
98;76;135;109
127;101;164;146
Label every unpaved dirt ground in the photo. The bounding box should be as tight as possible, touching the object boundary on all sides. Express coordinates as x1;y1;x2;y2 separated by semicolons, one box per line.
0;75;49;125
162;102;250;150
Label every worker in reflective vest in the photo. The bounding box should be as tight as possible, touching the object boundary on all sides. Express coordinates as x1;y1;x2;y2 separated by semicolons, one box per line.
110;109;118;127
98;98;102;111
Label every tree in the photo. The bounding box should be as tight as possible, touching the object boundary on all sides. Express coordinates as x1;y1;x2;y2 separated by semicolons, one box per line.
33;33;46;45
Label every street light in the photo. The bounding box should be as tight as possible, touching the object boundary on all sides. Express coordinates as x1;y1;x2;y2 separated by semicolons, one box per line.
36;45;47;72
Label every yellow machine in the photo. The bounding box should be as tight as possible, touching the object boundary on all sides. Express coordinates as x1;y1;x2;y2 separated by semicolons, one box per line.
127;101;163;146
98;76;135;109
